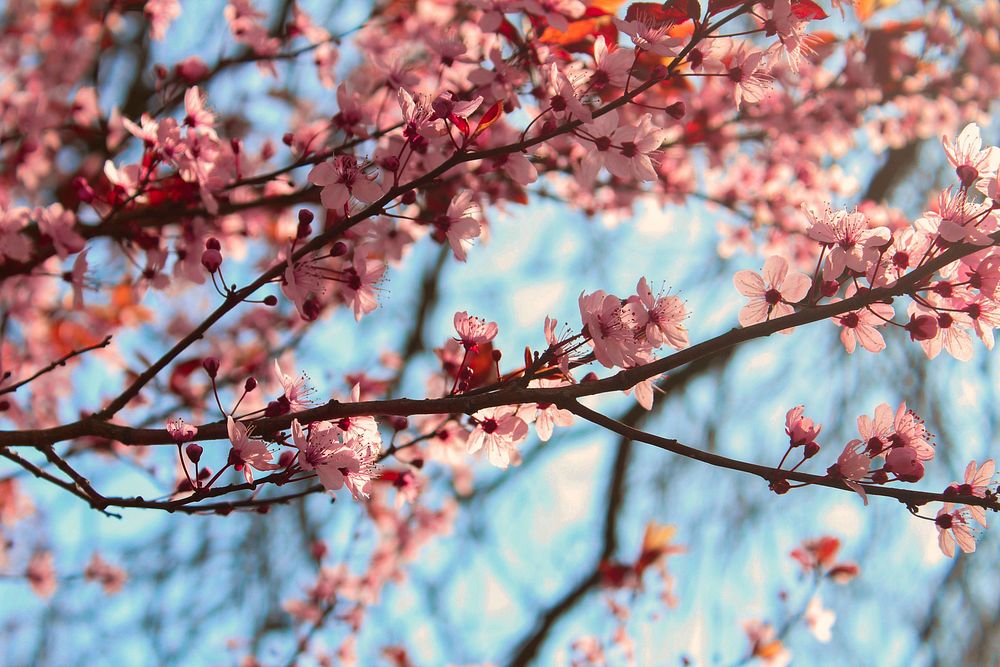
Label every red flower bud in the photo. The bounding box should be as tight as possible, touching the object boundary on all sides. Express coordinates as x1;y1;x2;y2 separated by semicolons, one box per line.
185;443;203;464
202;357;220;378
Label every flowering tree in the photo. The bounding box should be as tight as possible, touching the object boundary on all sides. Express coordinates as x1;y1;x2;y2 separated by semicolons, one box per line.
2;0;1000;664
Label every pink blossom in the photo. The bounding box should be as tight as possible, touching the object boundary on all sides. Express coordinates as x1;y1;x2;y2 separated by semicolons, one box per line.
467;406;529;469
733;256;811;329
613;11;682;56
727;45;772;108
591;36;633;90
528;379;573;441
942;122;1000;188
827;439;870;505
144;0;181;40
84;553;128;594
521;0;584;32
308;156;382;212
454;311;498;350
806;207;890;278
26;551;56;598
945;459;995;527
544;64;591;123
579;290;642;369
291;419;380;500
785;405;821;447
339;255;385;321
274;360;315;413
166;418;198;443
35;203;85;258
435;192;481;261
834;302;895;354
630;277;688;349
935;503;977;557
227;416;279;484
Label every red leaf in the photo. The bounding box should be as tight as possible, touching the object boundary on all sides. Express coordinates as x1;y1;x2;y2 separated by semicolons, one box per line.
451;115;470;136
472;101;504;139
791;0;828;19
625;2;674;25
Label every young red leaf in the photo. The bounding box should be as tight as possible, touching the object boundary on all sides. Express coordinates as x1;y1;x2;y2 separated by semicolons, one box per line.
471;101;504;139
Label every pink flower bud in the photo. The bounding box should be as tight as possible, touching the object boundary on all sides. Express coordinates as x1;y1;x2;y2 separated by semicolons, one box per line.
278;449;295;467
904;314;938;342
330;241;348;257
201;248;223;273
390;416;409;431
665;102;685;120
205;237;221;250
244;377;257;392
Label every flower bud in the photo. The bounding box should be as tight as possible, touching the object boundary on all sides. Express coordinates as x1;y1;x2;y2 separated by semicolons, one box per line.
201;248;223;273
202;357;220;378
244;377;257;392
278;449;296;467
769;478;791;495
205;237;221;250
803;442;820;459
390;416;409;431
330;241;348;257
665;102;685;120
263;295;278;306
185;443;203;464
904;314;938;342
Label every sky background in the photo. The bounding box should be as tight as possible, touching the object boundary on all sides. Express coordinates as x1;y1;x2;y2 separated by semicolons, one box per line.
1;1;998;666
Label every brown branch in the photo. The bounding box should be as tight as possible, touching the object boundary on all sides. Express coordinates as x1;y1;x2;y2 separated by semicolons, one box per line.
565;400;998;511
0;335;112;396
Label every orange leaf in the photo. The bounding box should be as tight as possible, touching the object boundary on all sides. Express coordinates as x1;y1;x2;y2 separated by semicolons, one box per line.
471;101;504;139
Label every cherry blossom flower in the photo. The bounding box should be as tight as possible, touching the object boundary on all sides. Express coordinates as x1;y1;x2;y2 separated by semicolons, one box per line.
166;418;198;443
521;0;584;32
857;403;894;457
935;503;977;557
399;88;442;142
183;87;216;135
733;256;811;330
890;402;934;461
308;156;382;212
454;311;498;350
785;405;821;447
35;203;85;258
291;419;380;500
590;36;633;90
945;459;995;527
630;277;688;349
339;255;385;321
434;192;481;261
942;122;1000;188
0;207;31;263
84;553;128;594
528;379;574;441
834;302;895;354
543;63;591;123
68;249;89;310
227;416;279;484
579;290;642;369
467;406;529;469
806;207;890;279
727;45;772;108
827;439;870;504
274;360;315;413
26;550;56;598
144;0;181;40
613;10;683;56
